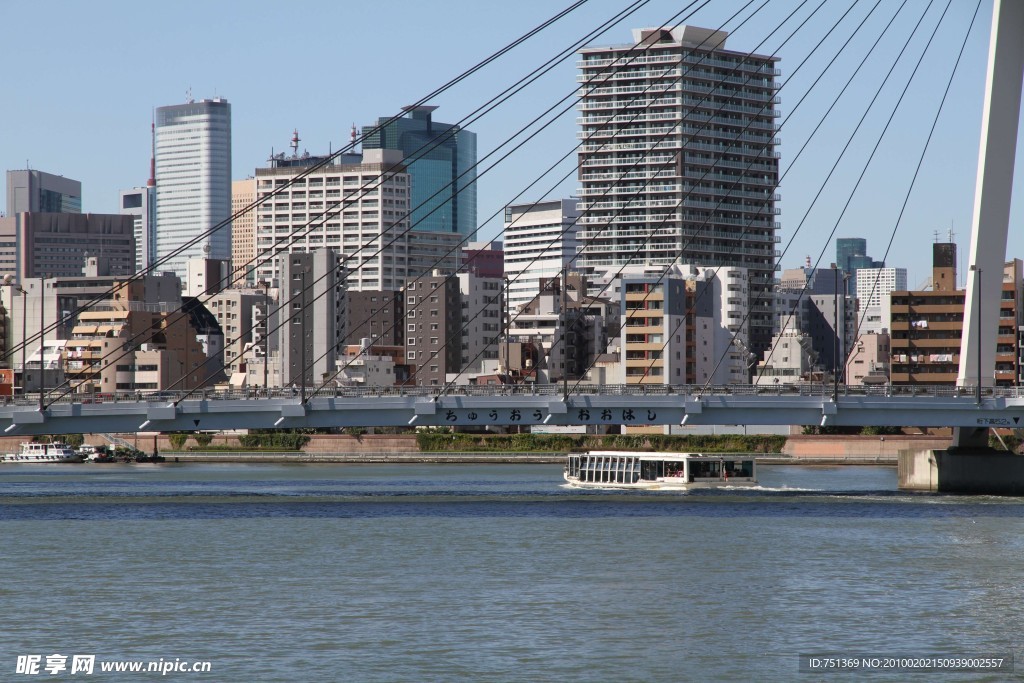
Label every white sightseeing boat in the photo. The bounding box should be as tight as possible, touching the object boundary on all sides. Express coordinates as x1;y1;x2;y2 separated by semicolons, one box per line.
2;442;83;463
564;451;756;490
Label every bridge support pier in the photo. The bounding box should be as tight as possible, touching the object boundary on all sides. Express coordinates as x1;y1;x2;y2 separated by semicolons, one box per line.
950;426;990;450
899;447;1024;495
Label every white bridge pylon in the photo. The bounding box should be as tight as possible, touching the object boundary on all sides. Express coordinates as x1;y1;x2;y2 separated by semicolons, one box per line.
958;0;1024;389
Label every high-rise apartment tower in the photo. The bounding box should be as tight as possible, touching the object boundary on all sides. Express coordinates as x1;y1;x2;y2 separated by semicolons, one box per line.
577;26;781;355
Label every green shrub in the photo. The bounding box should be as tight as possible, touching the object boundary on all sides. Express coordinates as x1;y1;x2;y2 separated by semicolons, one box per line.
167;433;189;450
233;430;310;451
414;432;785;454
238;434;262;449
193;432;214;448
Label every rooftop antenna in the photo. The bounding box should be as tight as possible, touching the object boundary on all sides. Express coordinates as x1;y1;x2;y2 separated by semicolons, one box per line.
186;87;193;104
351;123;358;151
290;129;300;157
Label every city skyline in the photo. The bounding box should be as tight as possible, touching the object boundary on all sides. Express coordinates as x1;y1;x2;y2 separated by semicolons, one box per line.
1;0;1019;287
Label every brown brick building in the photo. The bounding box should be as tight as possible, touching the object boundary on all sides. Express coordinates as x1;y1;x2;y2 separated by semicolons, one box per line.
889;244;1021;386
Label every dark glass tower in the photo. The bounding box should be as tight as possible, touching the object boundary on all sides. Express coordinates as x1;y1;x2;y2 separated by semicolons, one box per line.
836;237;883;292
362;106;477;239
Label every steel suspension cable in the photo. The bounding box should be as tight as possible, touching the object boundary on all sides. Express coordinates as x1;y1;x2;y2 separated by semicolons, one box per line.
854;0;983;346
719;0;953;390
433;0;833;395
42;1;661;406
161;0;719;405
615;0;898;389
11;0;591;381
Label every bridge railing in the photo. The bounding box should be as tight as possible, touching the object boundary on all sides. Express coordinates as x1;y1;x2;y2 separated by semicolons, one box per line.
2;383;1021;408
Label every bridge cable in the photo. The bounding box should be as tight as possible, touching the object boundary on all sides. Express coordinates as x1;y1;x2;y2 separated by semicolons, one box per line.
423;0;840;396
189;0;762;402
7;0;592;375
41;0;664;407
158;0;721;405
714;0;956;393
303;0;802;399
852;0;983;362
565;0;890;394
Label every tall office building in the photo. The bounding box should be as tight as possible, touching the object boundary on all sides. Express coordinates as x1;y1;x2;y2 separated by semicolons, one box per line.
362;106;477;238
774;266;854;378
154;98;232;279
577;26;781;355
458;271;504;373
0;213;134;279
854;266;907;335
275;250;341;387
231;178;257;283
405;272;462;386
120;186;156;272
253;147;459;290
836;237;883;292
6;170;81;215
503;199;579;313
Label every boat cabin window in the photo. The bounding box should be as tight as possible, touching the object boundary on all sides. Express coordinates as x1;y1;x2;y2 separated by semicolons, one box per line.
723;460;754;479
689;459;721;480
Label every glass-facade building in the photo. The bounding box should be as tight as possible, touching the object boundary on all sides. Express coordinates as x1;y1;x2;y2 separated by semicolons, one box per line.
154;98;232;279
836;237;883;292
362;106;477;239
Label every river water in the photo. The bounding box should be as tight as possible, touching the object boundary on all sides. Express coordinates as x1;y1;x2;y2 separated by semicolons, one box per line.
1;463;1022;681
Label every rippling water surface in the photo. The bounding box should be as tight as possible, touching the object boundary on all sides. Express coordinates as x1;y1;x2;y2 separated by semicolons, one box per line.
2;463;1022;681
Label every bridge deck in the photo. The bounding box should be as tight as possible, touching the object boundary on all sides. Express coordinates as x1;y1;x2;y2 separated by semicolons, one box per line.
0;385;1021;435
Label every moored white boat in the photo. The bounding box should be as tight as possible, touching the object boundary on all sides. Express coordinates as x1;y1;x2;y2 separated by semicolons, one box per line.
2;442;83;463
564;451;756;490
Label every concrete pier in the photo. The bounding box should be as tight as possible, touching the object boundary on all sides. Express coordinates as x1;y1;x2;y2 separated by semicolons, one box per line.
899;449;1024;495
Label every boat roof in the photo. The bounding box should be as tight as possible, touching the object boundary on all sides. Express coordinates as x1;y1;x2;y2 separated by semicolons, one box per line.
569;451;754;460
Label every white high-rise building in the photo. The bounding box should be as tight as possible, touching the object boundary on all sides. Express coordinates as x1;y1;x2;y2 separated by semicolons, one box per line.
120;186;156;273
253;148;458;291
855;267;907;334
154;98;232;279
577;26;781;355
503;199;579;313
458;271;503;373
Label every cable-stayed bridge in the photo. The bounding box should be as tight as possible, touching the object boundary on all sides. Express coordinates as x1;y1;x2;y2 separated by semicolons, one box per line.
2;0;1022;468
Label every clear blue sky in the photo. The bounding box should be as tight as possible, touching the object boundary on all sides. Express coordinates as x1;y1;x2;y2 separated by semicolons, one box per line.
2;0;1021;287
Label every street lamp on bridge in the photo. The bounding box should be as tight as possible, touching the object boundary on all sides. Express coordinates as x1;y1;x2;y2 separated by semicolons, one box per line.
3;275;26;396
258;280;270;393
970;264;982;405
